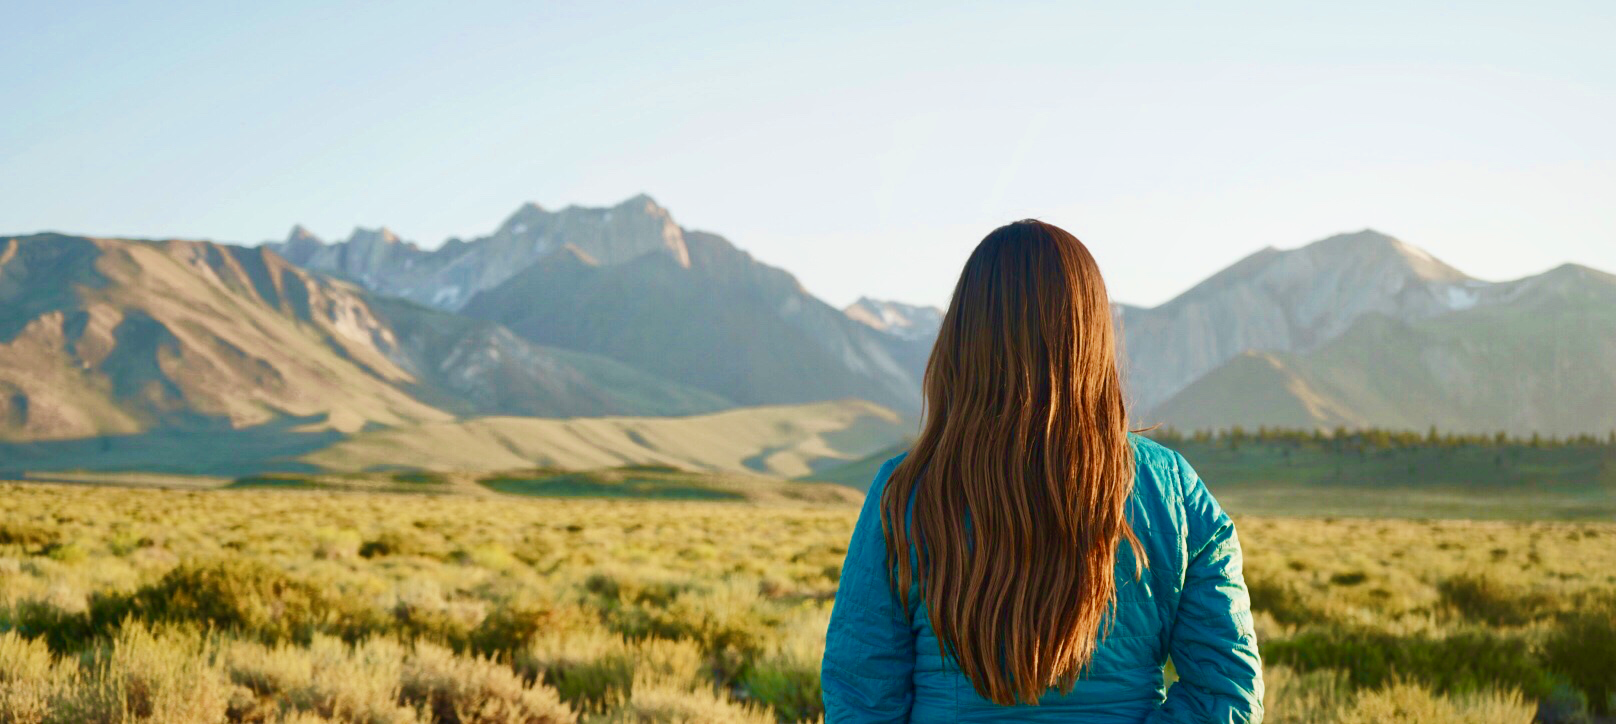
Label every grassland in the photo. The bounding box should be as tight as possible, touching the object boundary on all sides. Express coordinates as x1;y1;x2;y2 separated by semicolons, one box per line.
2;478;1613;723
807;433;1616;521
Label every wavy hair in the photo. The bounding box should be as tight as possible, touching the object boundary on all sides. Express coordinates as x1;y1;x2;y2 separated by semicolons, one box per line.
880;219;1144;705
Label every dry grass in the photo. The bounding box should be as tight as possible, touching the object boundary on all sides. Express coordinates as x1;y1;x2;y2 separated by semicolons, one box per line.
2;482;1613;722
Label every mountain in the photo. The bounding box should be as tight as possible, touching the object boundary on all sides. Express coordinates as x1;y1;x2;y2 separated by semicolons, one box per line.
266;194;690;310
266;195;925;412
1118;229;1495;410
0;233;726;443
459;230;924;412
1150;263;1616;436
844;298;944;341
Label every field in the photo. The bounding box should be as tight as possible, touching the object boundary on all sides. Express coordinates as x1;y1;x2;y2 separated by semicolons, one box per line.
1;478;1614;723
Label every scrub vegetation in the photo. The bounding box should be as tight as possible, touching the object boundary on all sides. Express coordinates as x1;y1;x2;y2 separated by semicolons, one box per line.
1;479;1611;723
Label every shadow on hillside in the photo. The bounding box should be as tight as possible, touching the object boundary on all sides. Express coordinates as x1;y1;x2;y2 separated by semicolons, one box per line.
0;415;342;477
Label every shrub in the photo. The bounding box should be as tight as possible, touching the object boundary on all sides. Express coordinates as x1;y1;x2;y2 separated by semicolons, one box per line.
1437;574;1551;626
646;579;775;687
8;599;99;654
457;543;519;572
0;629;77;724
1262;625;1554;700
464;600;594;659
1262;665;1349;722
1540;606;1616;715
518;630;708;716
41;541;89;565
521;628;635;713
0;522;58;550
49;623;233;724
1328;571;1368;586
401;641;575;724
590;671;771;724
89;558;384;645
361;529;439;559
312;528;362;561
1245;575;1322;626
1337;679;1534;724
740;605;830;723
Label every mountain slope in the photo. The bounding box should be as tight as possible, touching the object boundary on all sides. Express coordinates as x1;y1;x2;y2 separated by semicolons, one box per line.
0;234;727;443
845;298;944;341
1151;264;1616;435
460;229;924;412
1120;229;1494;409
300;399;911;478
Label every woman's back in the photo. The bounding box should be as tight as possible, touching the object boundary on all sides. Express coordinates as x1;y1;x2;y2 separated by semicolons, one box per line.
822;435;1263;722
819;219;1261;722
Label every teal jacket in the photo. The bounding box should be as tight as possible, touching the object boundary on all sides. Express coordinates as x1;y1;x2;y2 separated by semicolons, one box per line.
822;436;1263;722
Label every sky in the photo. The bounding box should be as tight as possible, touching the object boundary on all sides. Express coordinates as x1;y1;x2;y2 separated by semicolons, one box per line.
3;1;1613;309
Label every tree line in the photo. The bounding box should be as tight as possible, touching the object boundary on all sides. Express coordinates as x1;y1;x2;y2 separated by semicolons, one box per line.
1144;425;1616;451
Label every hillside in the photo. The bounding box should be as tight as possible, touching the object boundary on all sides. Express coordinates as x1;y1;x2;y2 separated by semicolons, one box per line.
460;230;924;412
1119;229;1486;410
1151;264;1616;436
300;399;912;478
266;195;926;413
796;441;910;490
0;233;727;443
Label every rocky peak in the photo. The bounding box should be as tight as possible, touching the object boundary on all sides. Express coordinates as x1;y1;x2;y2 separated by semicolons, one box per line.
345;227;404;247
1296;229;1469;283
285;225;322;245
845;297;944;341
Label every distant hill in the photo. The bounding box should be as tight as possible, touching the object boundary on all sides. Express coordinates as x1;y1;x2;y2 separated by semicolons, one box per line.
796;440;911;490
0;233;726;444
1151;263;1616;436
1119;229;1486;410
299;399;911;478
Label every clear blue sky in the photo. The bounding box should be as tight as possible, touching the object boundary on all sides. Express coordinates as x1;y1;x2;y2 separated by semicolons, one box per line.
3;1;1612;308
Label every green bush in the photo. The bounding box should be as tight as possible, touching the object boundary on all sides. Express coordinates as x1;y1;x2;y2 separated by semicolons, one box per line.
41;541;88;564
1541;606;1616;715
1264;625;1555;700
1437;574;1552;626
0;521;59;549
89;558;385;646
462;600;593;659
9;598;100;653
1245;574;1323;626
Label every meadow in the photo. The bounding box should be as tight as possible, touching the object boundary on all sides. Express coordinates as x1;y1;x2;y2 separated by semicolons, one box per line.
1;476;1613;723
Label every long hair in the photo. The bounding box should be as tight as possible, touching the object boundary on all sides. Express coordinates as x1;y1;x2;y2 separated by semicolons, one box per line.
880;219;1144;706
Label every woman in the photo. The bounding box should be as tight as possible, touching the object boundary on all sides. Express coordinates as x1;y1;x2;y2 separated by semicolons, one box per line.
822;220;1263;722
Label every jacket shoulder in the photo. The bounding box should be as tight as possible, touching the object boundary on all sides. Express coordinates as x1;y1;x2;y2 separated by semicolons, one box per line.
865;451;910;496
1128;433;1187;502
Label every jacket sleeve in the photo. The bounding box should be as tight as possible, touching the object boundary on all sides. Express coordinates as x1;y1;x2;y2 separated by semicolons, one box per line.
1148;453;1264;724
821;457;915;723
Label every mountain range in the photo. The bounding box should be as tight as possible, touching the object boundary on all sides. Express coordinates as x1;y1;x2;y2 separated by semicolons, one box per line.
270;195;925;413
2;196;1612;477
1143;253;1616;435
0;233;729;445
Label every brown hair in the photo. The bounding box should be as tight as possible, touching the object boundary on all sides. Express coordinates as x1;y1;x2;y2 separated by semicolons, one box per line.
881;219;1144;705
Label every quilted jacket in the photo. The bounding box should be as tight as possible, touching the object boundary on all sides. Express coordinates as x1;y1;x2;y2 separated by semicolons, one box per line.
821;435;1263;722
